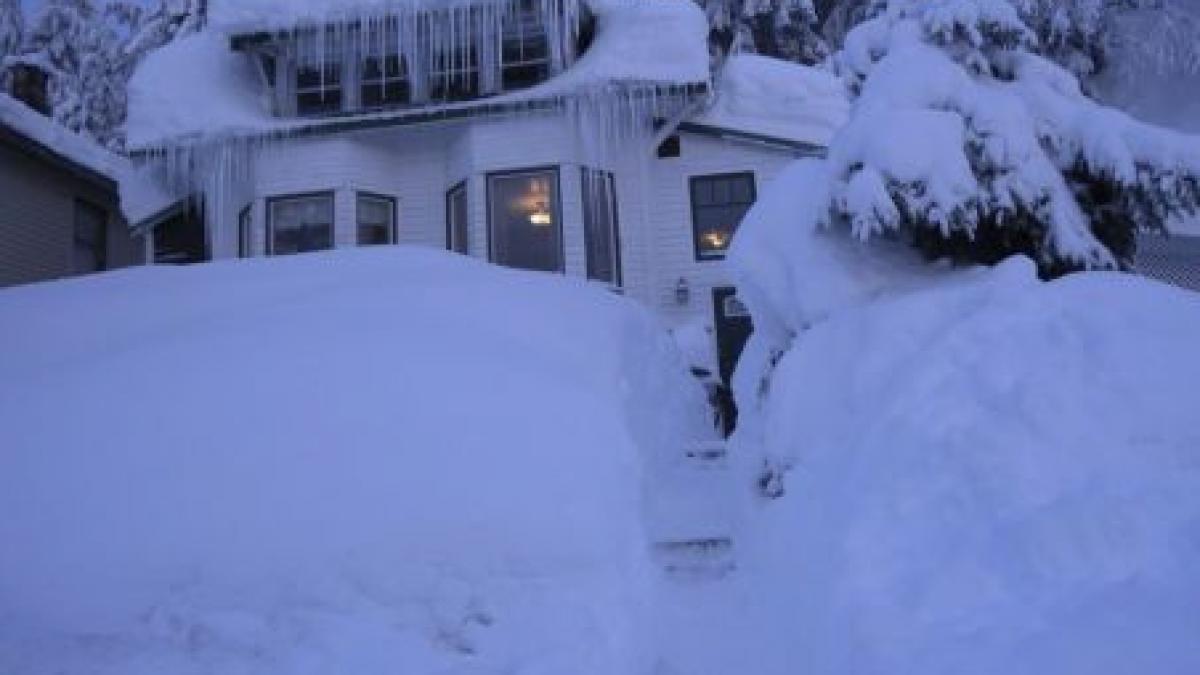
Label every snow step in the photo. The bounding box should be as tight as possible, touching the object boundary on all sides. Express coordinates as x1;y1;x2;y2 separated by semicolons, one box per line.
683;441;727;464
653;536;735;579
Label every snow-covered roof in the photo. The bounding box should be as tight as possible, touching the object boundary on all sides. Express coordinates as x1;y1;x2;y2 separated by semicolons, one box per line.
1;93;128;183
0;94;181;227
127;0;708;150
690;54;850;149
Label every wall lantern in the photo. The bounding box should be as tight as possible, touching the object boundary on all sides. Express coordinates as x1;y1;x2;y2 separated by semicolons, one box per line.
675;277;691;306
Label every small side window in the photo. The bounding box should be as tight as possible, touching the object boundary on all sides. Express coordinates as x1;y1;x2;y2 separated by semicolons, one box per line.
357;193;397;246
238;205;253;258
690;172;756;261
446;182;469;255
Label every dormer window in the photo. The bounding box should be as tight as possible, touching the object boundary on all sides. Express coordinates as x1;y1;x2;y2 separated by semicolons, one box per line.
296;62;343;116
501;7;550;91
430;48;480;102
362;53;411;108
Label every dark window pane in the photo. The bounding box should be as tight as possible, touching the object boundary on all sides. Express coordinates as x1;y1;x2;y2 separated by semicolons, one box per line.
357;194;395;246
73;200;106;273
583;169;620;285
361;55;411;108
489;169;561;273
447;183;469;255
296;63;343;115
238;206;252;258
270;194;334;256
691;173;756;260
657;135;681;158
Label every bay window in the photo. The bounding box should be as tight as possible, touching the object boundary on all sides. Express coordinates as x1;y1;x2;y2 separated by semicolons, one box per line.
268;192;334;255
357;193;397;246
446;181;469;254
582;169;621;285
488;167;562;273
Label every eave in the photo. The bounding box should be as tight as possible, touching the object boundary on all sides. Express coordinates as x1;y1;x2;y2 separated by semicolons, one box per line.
0;122;118;193
675;121;827;157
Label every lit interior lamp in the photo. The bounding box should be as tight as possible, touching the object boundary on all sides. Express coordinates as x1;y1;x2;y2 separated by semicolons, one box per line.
529;201;553;226
703;230;729;249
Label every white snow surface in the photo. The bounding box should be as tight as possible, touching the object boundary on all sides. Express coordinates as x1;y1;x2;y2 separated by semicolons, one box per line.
732;258;1200;675
694;53;849;147
0;248;711;675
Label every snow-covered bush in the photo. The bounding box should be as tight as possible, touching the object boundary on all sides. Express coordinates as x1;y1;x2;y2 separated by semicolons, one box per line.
827;0;1200;275
734;258;1200;675
0;248;711;675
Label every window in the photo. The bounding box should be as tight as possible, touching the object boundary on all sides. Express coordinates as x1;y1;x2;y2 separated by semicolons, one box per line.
268;192;334;255
690;172;756;260
657;134;681;159
501;2;551;91
296;62;343;116
73;199;107;273
361;50;411;108
357;193;396;246
238;205;253;258
488;167;562;273
582;169;621;285
430;46;480;102
446;181;469;254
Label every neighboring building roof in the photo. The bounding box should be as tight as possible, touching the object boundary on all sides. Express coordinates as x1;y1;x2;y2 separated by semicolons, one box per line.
0;94;179;228
0;93;127;187
127;0;710;150
690;53;850;150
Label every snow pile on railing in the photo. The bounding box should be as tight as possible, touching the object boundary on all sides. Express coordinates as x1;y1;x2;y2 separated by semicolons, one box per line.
0;248;711;675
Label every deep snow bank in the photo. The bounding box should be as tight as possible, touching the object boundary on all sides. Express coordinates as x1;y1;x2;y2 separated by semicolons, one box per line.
731;254;1200;674
0;248;710;675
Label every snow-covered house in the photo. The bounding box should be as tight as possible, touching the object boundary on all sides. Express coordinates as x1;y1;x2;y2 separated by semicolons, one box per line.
0;92;146;288
125;0;847;366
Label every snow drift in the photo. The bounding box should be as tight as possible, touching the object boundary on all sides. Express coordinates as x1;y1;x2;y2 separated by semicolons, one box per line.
0;248;710;675
729;156;1200;672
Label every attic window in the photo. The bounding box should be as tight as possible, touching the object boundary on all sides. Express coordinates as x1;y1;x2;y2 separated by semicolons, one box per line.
362;53;411;108
296;62;343;116
430;47;480;102
501;3;550;91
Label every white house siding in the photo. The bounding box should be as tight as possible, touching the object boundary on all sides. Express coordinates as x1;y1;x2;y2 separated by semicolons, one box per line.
199;113;807;341
629;130;799;328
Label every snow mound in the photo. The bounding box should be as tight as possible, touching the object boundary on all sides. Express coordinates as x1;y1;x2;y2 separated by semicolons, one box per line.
738;259;1200;675
0;248;710;675
694;54;850;147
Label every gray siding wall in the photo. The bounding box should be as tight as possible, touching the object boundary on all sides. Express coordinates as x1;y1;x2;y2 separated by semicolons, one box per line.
0;136;143;288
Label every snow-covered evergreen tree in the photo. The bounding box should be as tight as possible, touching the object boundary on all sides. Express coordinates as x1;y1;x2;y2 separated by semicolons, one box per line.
0;0;21;88
823;0;1200;275
119;0;204;65
701;0;830;65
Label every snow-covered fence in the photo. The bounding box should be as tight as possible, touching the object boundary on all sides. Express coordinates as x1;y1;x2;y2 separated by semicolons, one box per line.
1135;234;1200;292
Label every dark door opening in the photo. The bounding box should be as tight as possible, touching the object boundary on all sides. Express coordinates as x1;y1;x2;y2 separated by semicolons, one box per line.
712;286;752;435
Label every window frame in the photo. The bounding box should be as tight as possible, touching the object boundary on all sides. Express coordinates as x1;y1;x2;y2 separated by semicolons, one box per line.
72;198;107;274
359;44;412;110
266;190;336;256
689;171;757;262
238;204;253;258
581;168;622;287
486;165;564;274
294;60;345;116
500;3;551;91
446;180;470;255
355;191;398;246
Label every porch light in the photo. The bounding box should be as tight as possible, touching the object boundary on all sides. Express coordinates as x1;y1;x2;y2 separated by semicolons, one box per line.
675;277;690;306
